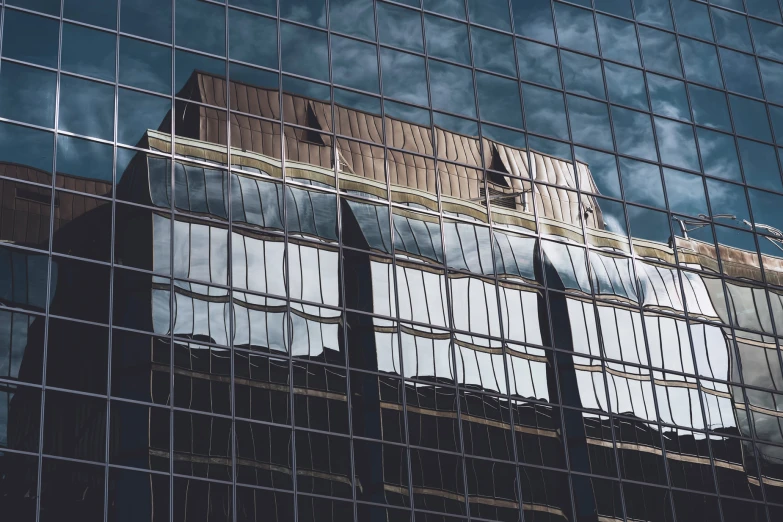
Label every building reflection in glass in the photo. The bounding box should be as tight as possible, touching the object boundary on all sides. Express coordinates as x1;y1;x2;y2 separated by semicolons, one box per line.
2;63;783;522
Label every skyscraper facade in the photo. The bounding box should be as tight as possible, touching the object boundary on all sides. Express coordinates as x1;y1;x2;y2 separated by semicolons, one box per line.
1;0;783;521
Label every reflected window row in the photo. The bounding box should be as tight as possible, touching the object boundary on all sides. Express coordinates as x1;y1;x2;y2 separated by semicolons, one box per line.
3;384;783;519
5;295;783;450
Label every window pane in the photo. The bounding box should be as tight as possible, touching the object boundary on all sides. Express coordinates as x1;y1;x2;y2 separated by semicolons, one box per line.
720;48;763;98
332;36;379;93
281;23;329;82
280;0;326;27
381;49;428;106
759;59;783;105
468;0;511;31
122;0;172;43
561;51;604;99
611;107;657;161
64;0;117;29
0;122;53;175
620;157;665;207
689;85;731;132
672;0;713;40
120;36;172;95
471;27;516;77
517;39;560;89
378;2;424;53
729;95;772;142
595;0;633;18
738;138;783;191
697;127;742;181
8;0;60;15
512;0;555;44
555;3;598;55
229;9;278;69
2;10;59;68
425;15;470;65
654;117;700;171
634;0;673;29
604;63;647;110
476;72;521;129
647;74;689;120
61;23;116;82
679;38;723;88
639;26;682;77
331;0;375;40
596;14;640;66
425;0;466;19
428;60;475;118
713;8;753;52
0;62;56;128
175;0;226;56
522;84;568;140
56;135;114;186
663;168;708;217
118;89;171;147
58;76;115;140
568;96;613;151
751;18;783;61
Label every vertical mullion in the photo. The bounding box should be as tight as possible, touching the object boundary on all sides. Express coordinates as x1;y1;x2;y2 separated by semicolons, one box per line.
275;1;298;520
34;0;65;520
169;2;177;522
103;1;123;521
224;2;237;521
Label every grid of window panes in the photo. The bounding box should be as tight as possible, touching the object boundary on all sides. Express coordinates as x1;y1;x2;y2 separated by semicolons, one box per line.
2;0;783;521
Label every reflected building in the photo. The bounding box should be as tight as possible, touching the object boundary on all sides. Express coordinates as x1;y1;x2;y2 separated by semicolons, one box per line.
2;1;783;522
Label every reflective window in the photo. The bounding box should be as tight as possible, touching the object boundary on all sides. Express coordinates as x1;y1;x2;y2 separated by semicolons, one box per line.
512;0;556;44
331;35;379;93
689;84;732;132
378;2;424;53
2;10;59;68
604;63;647;110
517;39;560;89
280;0;326;26
122;0;172;42
425;15;471;66
639;26;682;77
119;36;171;95
2;0;783;517
58;75;115;140
555;3;599;55
428;59;475;118
471;27;515;76
61;23;116;82
331;0;375;40
281;23;329;82
0;62;56;128
229;9;278;69
64;0;116;29
175;0;226;56
596;13;640;66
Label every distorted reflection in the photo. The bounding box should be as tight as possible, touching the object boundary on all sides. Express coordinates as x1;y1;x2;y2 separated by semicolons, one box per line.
4;32;783;518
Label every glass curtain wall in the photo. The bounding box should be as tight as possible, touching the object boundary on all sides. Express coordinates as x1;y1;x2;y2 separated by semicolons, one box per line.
1;0;783;521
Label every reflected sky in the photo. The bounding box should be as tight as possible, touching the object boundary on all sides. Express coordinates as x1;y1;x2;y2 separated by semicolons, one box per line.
3;4;783;514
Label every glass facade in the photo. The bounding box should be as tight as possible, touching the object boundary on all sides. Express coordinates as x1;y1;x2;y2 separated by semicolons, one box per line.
1;0;783;520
